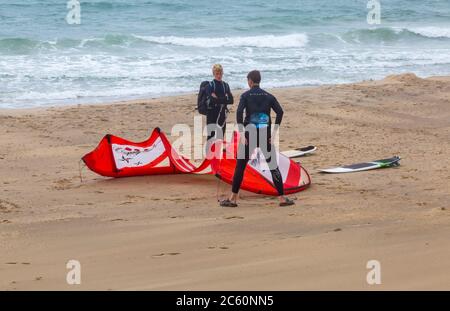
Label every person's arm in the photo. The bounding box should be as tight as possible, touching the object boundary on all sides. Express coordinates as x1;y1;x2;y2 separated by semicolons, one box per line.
236;94;246;133
205;82;212;97
236;94;247;145
271;96;284;142
272;96;284;125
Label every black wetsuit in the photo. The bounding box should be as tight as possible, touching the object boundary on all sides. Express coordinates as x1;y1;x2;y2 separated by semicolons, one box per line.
232;85;284;195
206;79;233;142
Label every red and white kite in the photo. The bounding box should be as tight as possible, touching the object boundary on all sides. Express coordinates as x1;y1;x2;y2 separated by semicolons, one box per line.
82;128;311;196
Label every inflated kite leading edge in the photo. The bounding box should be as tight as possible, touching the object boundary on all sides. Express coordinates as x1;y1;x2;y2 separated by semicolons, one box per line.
82;128;311;196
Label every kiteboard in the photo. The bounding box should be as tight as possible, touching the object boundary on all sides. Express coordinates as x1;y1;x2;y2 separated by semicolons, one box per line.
319;156;401;174
282;146;317;158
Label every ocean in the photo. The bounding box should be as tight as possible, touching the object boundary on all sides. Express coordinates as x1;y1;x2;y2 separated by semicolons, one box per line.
1;0;449;108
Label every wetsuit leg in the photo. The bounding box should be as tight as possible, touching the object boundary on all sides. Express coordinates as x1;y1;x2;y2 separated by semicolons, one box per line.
206;108;219;142
269;164;284;196
231;133;252;194
231;158;249;194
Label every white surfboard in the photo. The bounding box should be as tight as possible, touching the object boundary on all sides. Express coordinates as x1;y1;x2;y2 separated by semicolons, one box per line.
319;156;401;174
282;146;317;158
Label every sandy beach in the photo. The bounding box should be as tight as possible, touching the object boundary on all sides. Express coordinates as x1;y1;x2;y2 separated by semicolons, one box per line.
1;73;449;290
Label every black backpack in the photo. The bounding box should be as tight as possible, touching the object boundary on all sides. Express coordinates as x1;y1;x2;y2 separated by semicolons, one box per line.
197;81;211;115
197;80;230;115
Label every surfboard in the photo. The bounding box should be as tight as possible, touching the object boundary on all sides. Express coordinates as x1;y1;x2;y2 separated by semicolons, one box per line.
282;146;317;158
319;156;401;173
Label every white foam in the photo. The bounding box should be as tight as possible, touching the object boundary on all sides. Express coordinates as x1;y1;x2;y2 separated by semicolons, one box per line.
133;33;309;48
406;26;450;38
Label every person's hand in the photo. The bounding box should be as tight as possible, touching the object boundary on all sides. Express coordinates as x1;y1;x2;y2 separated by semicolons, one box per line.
211;92;218;99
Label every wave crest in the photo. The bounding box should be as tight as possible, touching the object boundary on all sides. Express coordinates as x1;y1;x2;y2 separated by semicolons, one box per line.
133;33;309;48
340;26;450;44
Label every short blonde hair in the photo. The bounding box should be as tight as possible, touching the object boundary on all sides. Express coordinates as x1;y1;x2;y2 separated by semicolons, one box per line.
212;64;223;73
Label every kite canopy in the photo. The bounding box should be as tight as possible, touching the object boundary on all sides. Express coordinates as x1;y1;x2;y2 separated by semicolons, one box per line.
82;128;311;196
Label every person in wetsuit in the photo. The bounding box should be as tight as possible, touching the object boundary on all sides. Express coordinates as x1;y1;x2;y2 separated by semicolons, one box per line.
206;64;233;146
220;70;295;207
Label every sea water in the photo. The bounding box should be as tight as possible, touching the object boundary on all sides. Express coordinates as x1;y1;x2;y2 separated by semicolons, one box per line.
0;0;449;108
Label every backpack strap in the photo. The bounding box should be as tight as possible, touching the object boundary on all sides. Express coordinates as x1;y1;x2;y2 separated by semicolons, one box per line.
223;81;229;94
210;80;228;95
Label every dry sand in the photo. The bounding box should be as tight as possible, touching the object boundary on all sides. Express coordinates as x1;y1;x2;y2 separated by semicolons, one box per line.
1;73;449;290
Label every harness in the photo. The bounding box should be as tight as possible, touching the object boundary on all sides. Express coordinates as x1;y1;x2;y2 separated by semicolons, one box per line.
210;80;230;127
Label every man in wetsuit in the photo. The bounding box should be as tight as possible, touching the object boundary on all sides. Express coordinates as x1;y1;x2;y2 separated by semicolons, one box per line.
206;64;234;146
220;70;294;207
